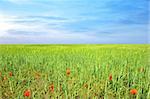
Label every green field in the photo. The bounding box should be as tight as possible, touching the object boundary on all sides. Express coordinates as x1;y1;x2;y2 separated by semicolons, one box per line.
0;44;149;99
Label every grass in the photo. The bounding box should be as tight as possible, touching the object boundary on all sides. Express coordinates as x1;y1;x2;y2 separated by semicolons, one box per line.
0;44;149;99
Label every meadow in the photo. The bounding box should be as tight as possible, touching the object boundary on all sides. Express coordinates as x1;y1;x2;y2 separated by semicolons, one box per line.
0;44;149;99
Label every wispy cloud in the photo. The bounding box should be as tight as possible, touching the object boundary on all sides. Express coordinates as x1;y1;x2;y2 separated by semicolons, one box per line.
0;13;100;44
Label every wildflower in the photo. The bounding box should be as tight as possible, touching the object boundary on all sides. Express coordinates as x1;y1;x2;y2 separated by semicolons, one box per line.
109;74;112;81
66;68;71;76
9;72;13;77
130;89;138;95
49;83;54;93
24;89;31;97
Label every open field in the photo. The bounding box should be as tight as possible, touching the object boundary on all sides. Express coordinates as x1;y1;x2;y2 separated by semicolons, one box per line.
0;44;149;99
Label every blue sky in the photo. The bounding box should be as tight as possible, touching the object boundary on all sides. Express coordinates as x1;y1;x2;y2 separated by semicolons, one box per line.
0;0;149;44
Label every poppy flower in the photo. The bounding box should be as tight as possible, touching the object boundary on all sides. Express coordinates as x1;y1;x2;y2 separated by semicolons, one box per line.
49;84;54;93
130;89;138;95
109;74;112;81
66;68;71;76
24;89;31;97
9;72;13;77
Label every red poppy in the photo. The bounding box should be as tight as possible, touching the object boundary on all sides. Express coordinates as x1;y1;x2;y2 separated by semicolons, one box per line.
49;84;54;93
130;89;138;95
9;72;13;77
24;89;31;97
66;68;71;76
109;74;112;81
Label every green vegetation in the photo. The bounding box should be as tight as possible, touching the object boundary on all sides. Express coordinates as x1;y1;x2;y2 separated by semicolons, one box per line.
0;44;149;99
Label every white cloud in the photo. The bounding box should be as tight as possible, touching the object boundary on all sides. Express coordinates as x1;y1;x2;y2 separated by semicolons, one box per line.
0;14;42;36
0;13;99;43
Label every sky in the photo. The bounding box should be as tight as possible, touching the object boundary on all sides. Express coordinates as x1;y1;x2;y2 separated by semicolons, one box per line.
0;0;149;44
